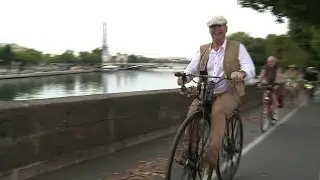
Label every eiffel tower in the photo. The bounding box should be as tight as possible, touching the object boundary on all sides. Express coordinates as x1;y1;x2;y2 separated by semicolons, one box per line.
101;22;109;65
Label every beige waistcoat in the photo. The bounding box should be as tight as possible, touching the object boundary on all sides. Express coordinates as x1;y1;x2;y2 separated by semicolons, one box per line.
199;39;245;96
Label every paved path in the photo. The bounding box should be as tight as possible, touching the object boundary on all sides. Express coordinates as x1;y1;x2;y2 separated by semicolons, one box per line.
235;96;320;180
30;95;320;180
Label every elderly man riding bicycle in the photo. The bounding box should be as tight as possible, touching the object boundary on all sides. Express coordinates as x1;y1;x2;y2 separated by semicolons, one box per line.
175;15;256;169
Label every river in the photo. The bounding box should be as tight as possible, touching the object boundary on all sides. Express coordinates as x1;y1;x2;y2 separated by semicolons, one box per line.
0;70;186;101
0;69;257;101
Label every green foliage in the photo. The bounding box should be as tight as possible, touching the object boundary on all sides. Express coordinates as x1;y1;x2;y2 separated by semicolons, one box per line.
127;55;139;63
0;45;14;65
237;0;320;68
127;54;155;63
228;32;311;69
15;49;43;64
51;50;77;63
237;0;320;26
0;45;103;65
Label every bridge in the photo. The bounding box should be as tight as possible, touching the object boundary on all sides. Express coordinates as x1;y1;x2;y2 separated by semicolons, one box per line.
0;87;319;180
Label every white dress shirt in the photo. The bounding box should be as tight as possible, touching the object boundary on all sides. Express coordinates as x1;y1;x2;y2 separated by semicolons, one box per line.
184;39;256;94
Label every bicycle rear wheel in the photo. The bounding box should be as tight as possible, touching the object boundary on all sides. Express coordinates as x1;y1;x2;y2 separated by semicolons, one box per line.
165;111;213;180
216;111;243;180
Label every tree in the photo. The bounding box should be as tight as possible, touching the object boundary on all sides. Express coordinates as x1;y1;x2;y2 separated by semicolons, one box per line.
0;45;14;65
15;49;43;64
127;55;139;63
43;54;52;64
264;34;309;67
237;0;320;27
288;21;320;67
78;51;101;64
288;21;314;51
237;0;320;68
248;38;267;69
228;32;253;46
90;48;102;63
78;51;91;64
308;27;320;67
53;50;77;63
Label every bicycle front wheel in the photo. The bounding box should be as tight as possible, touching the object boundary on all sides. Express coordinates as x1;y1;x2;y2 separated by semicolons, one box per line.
165;111;213;180
260;101;271;133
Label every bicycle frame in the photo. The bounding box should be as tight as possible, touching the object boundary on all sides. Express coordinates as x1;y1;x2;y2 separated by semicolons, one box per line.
175;71;229;117
263;90;273;113
260;84;277;114
167;71;244;180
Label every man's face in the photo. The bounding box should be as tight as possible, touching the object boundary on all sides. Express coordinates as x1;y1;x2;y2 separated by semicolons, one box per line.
209;24;227;41
267;58;276;67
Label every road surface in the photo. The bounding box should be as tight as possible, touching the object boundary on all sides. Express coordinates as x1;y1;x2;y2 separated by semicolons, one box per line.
30;95;320;180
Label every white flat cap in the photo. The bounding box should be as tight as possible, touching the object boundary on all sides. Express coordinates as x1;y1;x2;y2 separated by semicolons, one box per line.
207;16;228;27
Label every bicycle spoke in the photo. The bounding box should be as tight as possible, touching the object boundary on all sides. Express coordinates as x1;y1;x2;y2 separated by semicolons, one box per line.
197;170;203;180
216;113;243;180
197;119;212;180
231;120;241;152
181;168;195;180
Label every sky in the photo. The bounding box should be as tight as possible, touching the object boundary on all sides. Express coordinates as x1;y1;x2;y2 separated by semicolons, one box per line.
0;0;288;58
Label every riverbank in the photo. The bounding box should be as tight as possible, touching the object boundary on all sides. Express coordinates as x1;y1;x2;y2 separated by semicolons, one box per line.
0;69;102;80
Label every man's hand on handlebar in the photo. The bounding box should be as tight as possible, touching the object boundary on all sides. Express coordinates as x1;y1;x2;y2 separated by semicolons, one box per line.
177;77;184;86
175;72;187;86
230;71;245;82
174;71;231;86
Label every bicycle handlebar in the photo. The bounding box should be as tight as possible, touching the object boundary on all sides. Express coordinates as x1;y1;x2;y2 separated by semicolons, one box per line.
174;71;231;95
257;83;280;91
174;72;231;80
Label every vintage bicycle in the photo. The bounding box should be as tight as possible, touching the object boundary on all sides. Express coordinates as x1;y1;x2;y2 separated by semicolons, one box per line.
165;71;243;180
257;83;279;133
